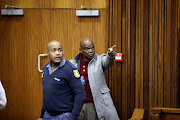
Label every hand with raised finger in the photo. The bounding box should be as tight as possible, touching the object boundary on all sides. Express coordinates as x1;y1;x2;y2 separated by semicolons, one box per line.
108;45;116;57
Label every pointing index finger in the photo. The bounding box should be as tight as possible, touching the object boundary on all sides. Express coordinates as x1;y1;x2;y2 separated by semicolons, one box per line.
111;45;116;48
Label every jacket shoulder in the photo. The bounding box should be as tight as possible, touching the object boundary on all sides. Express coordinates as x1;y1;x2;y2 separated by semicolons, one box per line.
96;53;107;59
69;59;75;64
66;61;77;70
42;62;49;70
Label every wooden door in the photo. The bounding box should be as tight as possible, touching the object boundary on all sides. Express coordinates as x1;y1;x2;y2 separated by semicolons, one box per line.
0;10;51;119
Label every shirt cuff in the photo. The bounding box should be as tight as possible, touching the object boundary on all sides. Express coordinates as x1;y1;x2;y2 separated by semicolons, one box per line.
72;113;78;120
107;52;116;58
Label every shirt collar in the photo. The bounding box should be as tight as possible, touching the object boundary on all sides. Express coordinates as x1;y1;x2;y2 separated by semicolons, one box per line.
80;53;90;63
46;57;66;75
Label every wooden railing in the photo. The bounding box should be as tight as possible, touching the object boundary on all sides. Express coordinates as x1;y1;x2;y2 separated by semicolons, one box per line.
151;107;180;120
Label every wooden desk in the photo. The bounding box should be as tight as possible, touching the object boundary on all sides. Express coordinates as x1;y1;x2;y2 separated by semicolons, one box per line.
151;107;180;120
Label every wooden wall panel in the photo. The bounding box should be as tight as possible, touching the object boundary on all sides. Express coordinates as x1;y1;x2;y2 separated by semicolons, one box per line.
171;0;176;107
0;0;5;8
127;0;135;118
0;0;180;120
177;0;180;108
110;0;118;114
177;28;180;107
135;0;140;109
121;0;127;119
109;0;123;119
0;0;50;8
149;0;153;116
24;10;50;118
158;0;164;108
128;0;136;118
140;0;144;109
178;0;180;28
143;0;149;119
0;0;109;119
51;0;106;9
0;15;26;120
164;0;171;107
136;0;144;109
51;0;77;9
111;0;180;120
50;10;108;60
0;10;50;120
154;0;159;108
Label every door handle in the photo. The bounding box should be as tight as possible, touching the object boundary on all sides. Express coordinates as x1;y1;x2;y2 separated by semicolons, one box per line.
38;54;47;72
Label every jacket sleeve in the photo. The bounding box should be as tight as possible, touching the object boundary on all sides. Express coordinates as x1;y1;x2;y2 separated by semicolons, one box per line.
68;69;86;120
40;104;45;118
0;81;7;110
101;52;116;69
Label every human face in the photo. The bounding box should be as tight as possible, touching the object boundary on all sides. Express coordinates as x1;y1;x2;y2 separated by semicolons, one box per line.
80;40;95;61
47;42;63;65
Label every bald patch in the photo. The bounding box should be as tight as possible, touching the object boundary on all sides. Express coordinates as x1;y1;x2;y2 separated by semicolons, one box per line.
80;38;94;48
47;40;62;50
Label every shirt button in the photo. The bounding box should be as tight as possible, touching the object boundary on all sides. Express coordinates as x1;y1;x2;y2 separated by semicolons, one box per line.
83;65;85;68
83;69;85;72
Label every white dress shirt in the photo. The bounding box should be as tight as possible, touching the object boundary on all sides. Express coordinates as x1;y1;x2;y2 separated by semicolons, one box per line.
0;81;7;110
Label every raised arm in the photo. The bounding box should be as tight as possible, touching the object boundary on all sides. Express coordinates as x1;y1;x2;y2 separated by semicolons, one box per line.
101;45;117;69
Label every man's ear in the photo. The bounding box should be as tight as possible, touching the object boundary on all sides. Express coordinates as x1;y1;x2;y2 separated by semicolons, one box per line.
46;50;49;56
79;48;82;53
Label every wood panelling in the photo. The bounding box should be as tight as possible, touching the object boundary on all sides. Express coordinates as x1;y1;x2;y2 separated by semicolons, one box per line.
109;0;123;119
177;28;180;107
164;0;171;107
51;0;77;9
51;0;106;9
179;0;180;28
129;0;136;118
143;0;149;119
111;0;180;120
0;0;108;9
0;1;109;119
171;0;176;108
0;0;106;9
135;0;140;109
149;0;153;117
50;10;108;60
154;0;159;108
0;0;50;8
122;0;127;119
0;0;180;120
109;0;118;114
0;0;5;8
158;0;164;108
136;0;144;109
0;10;50;119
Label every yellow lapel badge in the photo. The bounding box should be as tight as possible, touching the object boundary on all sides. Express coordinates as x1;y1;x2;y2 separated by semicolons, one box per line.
41;72;44;79
73;70;80;78
54;78;60;81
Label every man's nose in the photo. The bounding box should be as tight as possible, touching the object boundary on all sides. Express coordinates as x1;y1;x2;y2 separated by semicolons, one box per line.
55;50;60;54
89;48;93;52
